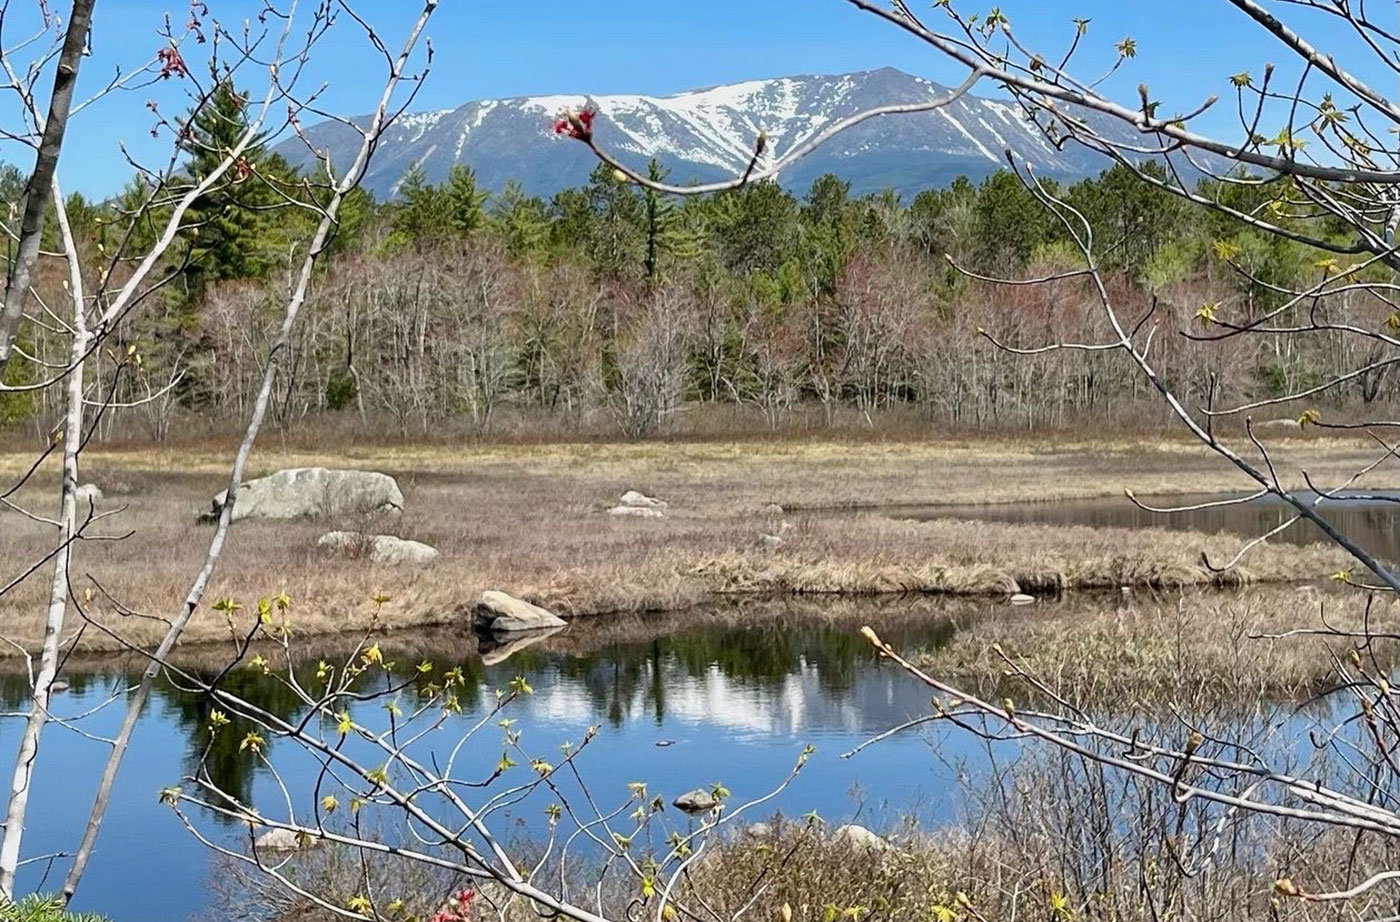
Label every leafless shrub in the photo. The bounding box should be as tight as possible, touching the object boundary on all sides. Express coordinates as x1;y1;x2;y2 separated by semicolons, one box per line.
612;286;695;439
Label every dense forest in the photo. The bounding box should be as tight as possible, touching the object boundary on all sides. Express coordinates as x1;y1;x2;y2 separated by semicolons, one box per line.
1;83;1384;441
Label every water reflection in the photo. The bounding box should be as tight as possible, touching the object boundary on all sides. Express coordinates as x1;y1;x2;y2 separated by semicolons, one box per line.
897;491;1400;563
0;603;961;922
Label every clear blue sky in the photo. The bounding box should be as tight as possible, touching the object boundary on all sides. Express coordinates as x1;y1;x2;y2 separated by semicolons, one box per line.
37;0;1400;197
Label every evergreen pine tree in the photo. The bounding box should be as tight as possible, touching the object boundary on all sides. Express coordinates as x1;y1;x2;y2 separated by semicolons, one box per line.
179;80;281;298
585;162;646;281
639;160;703;282
489;181;549;256
445;165;487;238
548;186;593;251
390;165;451;249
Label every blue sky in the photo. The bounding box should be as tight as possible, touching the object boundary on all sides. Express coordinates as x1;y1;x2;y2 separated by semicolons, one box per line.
37;0;1400;197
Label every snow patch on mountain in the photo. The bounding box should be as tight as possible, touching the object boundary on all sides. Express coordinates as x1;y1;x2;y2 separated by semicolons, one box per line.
275;67;1210;201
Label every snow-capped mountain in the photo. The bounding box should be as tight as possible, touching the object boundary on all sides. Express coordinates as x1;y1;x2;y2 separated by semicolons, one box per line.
276;67;1169;201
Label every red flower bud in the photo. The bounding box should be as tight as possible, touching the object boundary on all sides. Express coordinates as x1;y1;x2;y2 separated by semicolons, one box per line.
552;107;596;143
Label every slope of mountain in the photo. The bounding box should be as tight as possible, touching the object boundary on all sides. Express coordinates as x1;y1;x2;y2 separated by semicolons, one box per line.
275;67;1170;201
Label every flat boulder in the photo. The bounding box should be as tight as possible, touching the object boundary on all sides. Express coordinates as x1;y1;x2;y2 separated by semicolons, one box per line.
609;505;664;519
204;468;403;523
473;591;567;633
832;824;890;851
319;531;439;565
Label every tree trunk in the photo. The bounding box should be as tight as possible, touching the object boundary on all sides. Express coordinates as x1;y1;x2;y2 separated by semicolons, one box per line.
0;0;97;377
0;245;88;897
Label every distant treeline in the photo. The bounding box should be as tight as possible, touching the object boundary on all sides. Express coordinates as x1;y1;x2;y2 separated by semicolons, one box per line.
1;87;1381;439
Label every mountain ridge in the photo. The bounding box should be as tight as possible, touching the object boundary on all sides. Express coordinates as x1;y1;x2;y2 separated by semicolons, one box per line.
274;67;1172;201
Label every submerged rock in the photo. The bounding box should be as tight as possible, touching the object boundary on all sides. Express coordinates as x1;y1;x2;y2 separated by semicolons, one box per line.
203;468;403;523
473;591;567;633
318;531;439;565
672;789;719;814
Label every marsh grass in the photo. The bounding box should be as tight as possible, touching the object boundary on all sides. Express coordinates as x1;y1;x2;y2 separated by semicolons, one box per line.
0;438;1367;653
915;584;1394;702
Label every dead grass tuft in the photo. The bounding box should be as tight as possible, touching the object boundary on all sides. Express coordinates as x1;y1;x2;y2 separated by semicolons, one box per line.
916;584;1394;701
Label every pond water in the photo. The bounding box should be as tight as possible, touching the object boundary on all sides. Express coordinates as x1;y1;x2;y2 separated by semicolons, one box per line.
896;490;1400;563
4;603;994;922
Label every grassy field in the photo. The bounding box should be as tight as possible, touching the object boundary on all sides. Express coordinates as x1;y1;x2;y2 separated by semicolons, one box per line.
0;435;1374;653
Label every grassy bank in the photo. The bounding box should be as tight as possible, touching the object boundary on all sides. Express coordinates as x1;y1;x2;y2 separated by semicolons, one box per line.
0;436;1368;652
912;583;1393;701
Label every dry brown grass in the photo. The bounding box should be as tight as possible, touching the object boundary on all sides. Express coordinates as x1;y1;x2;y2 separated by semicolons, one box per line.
0;437;1368;654
210;804;1393;922
915;583;1392;700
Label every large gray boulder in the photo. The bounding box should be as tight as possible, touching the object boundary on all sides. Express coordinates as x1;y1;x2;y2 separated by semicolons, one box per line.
318;531;439;565
204;468;403;523
473;591;567;633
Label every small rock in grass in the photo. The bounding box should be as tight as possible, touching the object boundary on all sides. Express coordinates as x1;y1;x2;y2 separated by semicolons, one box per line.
609;505;665;519
319;531;439;565
1009;593;1035;606
619;490;668;509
